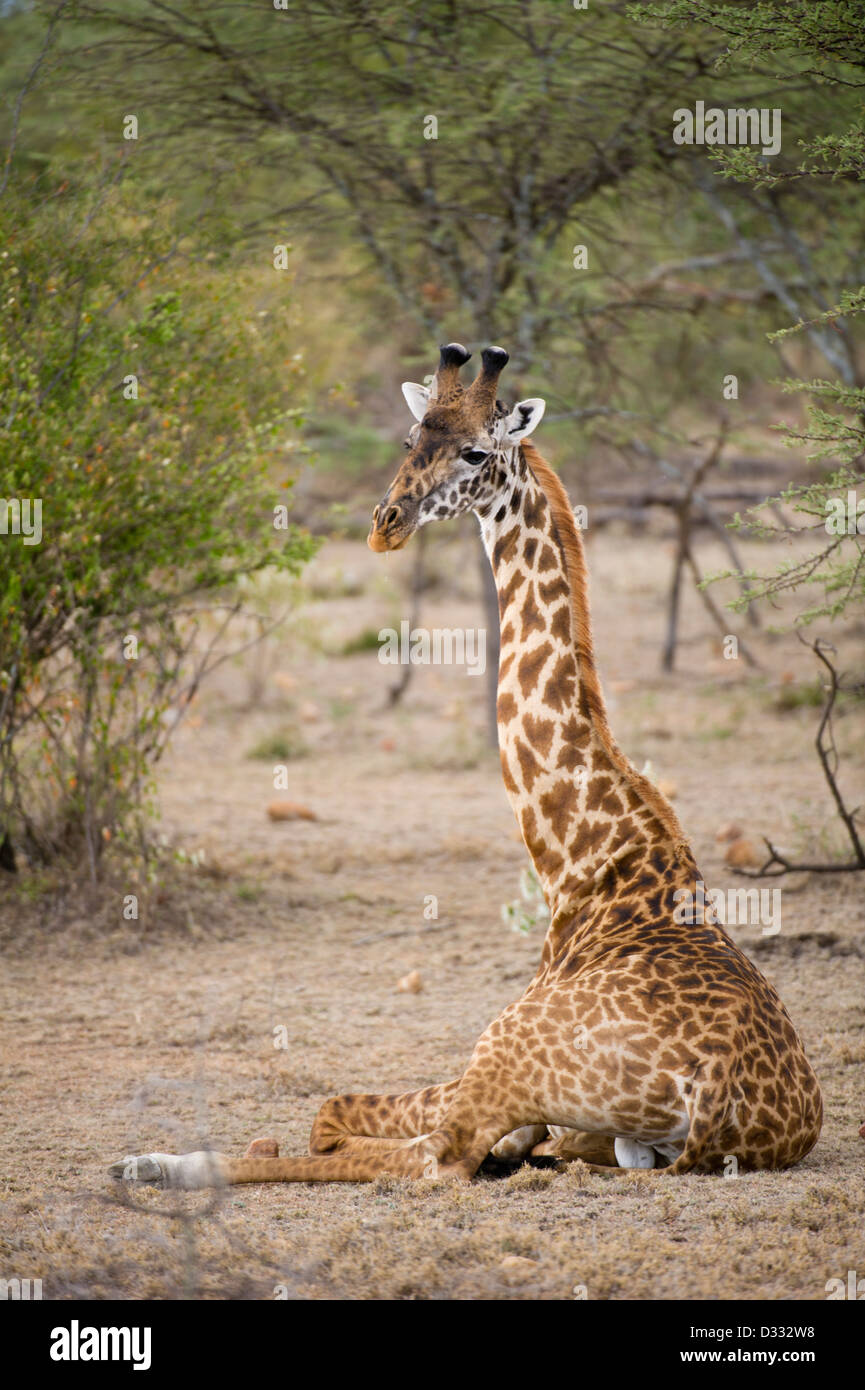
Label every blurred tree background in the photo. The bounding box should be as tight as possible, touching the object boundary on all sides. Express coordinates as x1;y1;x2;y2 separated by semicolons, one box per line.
1;0;863;881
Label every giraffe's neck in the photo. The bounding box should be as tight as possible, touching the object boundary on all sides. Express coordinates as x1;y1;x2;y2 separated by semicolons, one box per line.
476;440;690;922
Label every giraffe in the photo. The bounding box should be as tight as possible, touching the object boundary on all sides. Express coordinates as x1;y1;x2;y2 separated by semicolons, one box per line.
110;342;822;1189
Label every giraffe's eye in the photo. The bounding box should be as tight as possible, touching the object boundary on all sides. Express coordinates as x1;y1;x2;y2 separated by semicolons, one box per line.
462;449;488;465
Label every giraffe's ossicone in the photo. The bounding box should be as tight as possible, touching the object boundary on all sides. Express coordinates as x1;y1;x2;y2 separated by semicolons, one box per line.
110;342;822;1188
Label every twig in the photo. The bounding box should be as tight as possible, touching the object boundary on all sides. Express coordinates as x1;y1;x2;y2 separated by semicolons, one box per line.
660;422;759;670
0;0;70;198
684;546;759;668
738;638;864;877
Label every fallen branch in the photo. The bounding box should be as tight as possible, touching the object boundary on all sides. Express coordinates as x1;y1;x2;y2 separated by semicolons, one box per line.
738;639;865;878
738;837;865;878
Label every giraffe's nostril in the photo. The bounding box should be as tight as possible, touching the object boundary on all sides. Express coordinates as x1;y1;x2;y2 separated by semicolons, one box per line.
385;505;400;528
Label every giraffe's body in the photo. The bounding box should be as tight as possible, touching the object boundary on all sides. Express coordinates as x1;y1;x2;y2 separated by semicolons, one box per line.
110;343;822;1189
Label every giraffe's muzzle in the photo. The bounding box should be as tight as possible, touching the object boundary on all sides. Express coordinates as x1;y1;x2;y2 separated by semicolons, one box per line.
367;500;417;552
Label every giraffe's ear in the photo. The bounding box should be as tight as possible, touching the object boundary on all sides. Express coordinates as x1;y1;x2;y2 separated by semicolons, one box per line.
402;381;431;423
504;397;546;443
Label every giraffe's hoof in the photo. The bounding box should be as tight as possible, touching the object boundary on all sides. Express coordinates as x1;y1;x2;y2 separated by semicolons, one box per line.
490;1125;548;1162
108;1151;227;1189
614;1137;656;1169
531;1131;618;1166
109;1154;165;1185
244;1136;280;1158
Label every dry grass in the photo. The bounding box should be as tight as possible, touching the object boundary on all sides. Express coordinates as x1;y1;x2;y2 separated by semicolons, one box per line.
1;530;863;1300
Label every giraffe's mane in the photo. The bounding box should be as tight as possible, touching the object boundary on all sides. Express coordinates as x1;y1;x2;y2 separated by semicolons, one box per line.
520;440;689;857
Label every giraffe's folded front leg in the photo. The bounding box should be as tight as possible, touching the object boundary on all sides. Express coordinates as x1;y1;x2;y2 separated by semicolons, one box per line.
490;1124;548;1161
530;1127;618;1166
308;1080;462;1154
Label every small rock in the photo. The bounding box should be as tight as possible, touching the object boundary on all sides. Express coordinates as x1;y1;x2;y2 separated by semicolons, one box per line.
657;778;677;799
273;672;298;694
396;970;423;994
245;1136;279;1158
609;679;636;694
723;837;761;868
379;737;396;752
715;822;744;843
266;800;317;822
500;1255;539;1283
298;701;320;722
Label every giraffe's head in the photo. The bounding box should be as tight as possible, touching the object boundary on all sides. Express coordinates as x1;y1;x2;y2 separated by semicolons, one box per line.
368;342;545;551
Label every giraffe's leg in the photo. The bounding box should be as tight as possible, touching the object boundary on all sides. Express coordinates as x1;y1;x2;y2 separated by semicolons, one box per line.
235;1080;467;1169
109;1080;464;1187
108;1143;442;1188
490;1125;548;1161
530;1127;618;1166
109;1127;492;1188
109;1059;526;1187
109;1078;469;1188
307;1079;461;1155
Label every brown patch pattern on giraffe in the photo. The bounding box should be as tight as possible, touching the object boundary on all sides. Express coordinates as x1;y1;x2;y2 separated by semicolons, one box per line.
115;348;823;1190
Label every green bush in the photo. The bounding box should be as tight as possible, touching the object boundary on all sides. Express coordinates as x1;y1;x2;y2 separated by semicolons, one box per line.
0;162;316;877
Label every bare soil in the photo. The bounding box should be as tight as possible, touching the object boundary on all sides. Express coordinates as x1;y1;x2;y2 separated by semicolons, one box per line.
1;526;863;1300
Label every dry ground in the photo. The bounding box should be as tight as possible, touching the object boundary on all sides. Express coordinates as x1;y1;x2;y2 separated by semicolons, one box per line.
1;524;863;1300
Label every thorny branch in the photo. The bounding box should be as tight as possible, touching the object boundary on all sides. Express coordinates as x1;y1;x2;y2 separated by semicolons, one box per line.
739;638;865;877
